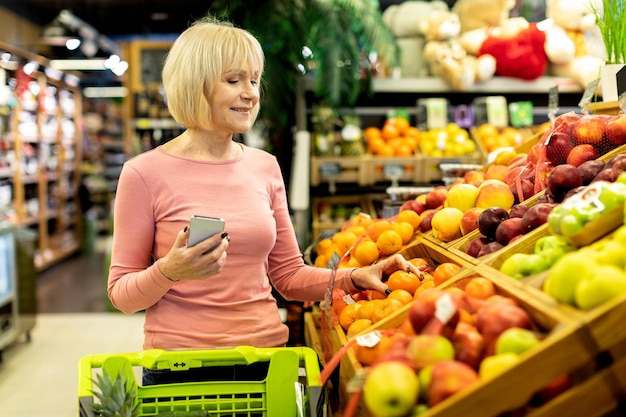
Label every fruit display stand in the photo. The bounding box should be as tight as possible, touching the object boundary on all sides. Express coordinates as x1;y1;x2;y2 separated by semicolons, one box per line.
361;154;421;185
312;195;372;241
420;151;485;184
324;265;622;417
310;156;368;187
78;346;327;417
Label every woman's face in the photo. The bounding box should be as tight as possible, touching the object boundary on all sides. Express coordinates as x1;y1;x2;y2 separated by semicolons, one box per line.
208;66;260;135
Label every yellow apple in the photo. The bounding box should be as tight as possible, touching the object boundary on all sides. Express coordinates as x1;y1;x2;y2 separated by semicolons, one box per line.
445;183;480;212
476;179;515;210
431;207;464;242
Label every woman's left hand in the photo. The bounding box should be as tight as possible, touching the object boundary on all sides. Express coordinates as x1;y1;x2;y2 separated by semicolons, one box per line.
350;254;424;295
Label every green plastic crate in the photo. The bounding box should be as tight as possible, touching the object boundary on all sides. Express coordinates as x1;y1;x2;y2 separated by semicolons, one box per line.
78;346;327;417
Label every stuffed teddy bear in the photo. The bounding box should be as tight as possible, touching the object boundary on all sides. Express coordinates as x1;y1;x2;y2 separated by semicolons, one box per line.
382;0;449;77
419;9;497;90
453;0;516;34
543;0;606;89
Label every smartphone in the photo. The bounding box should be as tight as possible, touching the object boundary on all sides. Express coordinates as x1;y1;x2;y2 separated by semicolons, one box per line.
188;215;225;247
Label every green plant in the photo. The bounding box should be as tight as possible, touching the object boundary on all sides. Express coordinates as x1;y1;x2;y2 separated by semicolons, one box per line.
92;368;139;417
594;0;626;64
208;0;399;130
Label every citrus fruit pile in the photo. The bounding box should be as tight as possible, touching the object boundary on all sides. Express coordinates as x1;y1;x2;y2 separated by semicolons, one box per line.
364;117;421;157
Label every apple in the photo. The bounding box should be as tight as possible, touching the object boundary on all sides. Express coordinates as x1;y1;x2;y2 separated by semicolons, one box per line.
465;236;490;258
485;164;509;182
546;163;582;202
478;352;520;379
592;168;617;183
452;322;485;369
582;239;626;268
527;142;543;164
545;132;575;165
409;289;459;337
477;206;510;241
476;241;504;258
460;207;484;236
419;209;438;233
605;114;626;146
463;170;486;187
475;179;515;210
575;264;626;310
566;144;598;167
495;217;524;246
532;375;572;406
475;303;532;353
406;334;456;370
363;360;420;417
425;186;449;209
427;360;479;407
577;159;606;185
431;207;464;243
572;114;610;145
552;112;581;135
543;253;596;305
499;253;546;279
400;199;426;215
510;178;536;204
445;183;480;212
509;204;529;218
495;327;540;355
534;234;575;264
520;202;558;233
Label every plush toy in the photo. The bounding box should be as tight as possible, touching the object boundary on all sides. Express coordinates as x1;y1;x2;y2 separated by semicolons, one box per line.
382;0;449;77
419;9;497;90
453;0;516;34
543;0;606;89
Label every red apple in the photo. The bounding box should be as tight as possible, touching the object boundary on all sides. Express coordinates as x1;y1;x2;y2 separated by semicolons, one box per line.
546;163;583;202
452;322;486;369
400;199;426;215
425;186;448;209
552;112;582;135
605;114;626;146
475;303;533;354
419;209;438;233
409;289;459;337
465;236;490;258
460;207;484;236
572;114;610;145
566;144;599;167
495;217;524;246
427;360;479;407
545;132;575;165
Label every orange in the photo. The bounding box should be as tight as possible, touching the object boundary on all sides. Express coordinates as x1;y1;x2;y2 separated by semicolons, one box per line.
394;141;414;157
432;262;462;286
367;135;386;154
397;209;421;230
364;126;382;140
376;143;395;157
339;302;362;331
376;230;403;256
366;219;393;241
352;239;380;266
392;221;415;245
353;332;396;366
351;212;373;229
332;230;358;256
381;123;400;141
356;299;385;321
405;126;420;139
316;238;333;256
409;257;431;271
414;277;435;298
347;318;374;337
465;277;496;300
387;270;421;295
387;289;414;306
314;254;328;268
389;116;410;135
371;299;403;322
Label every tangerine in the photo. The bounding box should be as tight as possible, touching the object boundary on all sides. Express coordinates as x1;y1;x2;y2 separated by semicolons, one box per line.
366;220;393;241
376;143;395;157
381;123;400;141
353;332;396;366
387;288;414;305
465;277;496;299
332;230;358;256
371;299;403;322
316;238;333;256
347;318;374;337
356;299;385;321
432;262;462;286
376;230;403;256
387;270;421;295
392;221;415;245
353;239;380;266
397;209;422;230
339;302;362;331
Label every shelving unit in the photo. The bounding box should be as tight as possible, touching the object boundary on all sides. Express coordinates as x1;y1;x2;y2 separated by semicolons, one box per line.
294;75;584;246
0;41;83;271
0;223;18;360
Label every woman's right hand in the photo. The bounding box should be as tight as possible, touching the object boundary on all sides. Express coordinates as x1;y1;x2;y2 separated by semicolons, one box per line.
157;227;229;281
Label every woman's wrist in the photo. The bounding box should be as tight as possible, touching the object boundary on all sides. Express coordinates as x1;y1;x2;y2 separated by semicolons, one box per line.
350;268;366;291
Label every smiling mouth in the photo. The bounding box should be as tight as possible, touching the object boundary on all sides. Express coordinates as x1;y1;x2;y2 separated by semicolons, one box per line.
232;107;251;113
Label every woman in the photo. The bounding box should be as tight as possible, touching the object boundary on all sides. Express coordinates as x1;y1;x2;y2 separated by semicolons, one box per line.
108;16;419;352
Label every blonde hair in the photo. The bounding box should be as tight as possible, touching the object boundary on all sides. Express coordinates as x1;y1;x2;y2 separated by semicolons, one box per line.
162;17;265;129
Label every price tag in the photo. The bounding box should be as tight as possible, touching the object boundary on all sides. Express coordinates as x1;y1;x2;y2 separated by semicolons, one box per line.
548;86;560;111
355;330;382;348
383;163;404;179
617;66;626;98
434;292;456;324
578;79;600;109
327;252;341;269
509;101;534;127
319;162;340;179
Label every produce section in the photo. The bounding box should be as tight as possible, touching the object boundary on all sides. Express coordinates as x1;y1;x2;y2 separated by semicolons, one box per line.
304;109;626;417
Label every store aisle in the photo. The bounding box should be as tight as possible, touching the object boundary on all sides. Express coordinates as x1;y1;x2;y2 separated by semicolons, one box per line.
0;236;145;417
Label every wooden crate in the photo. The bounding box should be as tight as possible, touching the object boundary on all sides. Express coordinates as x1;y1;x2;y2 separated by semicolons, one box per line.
310;156;368;186
360;153;421;185
311;195;370;241
326;268;611;417
586;101;623;116
419;153;485;184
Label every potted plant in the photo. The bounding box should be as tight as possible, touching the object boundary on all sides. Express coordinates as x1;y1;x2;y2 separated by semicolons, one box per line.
594;0;626;101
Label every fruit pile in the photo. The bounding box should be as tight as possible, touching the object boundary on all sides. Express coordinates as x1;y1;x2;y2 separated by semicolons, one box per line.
419;122;477;158
364;117;421;157
349;275;554;417
472;123;528;154
544;224;626;310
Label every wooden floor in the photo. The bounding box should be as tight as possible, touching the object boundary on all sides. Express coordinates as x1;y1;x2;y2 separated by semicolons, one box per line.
36;237;110;313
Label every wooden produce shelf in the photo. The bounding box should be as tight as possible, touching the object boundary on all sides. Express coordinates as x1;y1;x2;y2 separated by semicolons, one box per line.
310;156;367;186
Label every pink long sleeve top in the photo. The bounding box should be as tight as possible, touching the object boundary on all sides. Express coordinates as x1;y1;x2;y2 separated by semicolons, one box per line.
108;144;359;350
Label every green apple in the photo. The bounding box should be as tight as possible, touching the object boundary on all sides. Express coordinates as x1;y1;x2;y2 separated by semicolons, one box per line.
363;360;419;417
544;253;597;305
478;353;519;379
412;404;430;416
417;365;433;403
558;213;585;237
547;205;565;235
406;335;455;369
583;239;625;268
598;181;626;211
495;328;540;355
499;253;530;279
574;265;626;310
534;235;575;264
611;225;626;247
